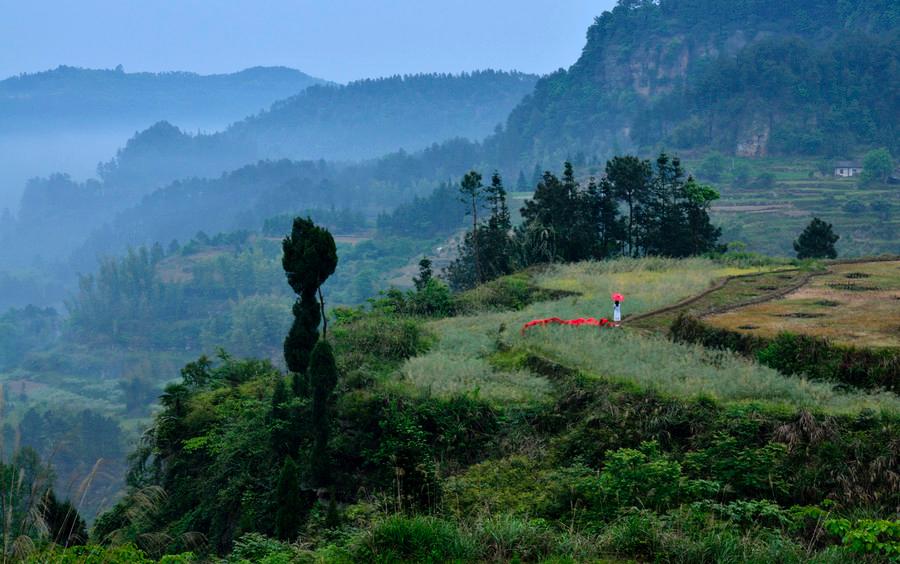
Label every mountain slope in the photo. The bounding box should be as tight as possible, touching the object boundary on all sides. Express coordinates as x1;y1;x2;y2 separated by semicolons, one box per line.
0;65;327;210
96;71;538;188
487;0;900;166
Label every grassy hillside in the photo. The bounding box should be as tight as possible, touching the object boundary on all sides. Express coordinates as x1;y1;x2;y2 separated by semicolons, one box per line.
26;256;898;562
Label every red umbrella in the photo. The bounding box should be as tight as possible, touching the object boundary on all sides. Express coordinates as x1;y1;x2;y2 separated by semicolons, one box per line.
612;293;624;302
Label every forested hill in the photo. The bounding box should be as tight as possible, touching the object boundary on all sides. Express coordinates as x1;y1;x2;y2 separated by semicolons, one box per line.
487;0;900;167
0;65;326;132
96;71;538;187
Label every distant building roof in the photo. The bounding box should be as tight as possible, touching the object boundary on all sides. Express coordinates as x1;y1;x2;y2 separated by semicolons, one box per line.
834;161;862;168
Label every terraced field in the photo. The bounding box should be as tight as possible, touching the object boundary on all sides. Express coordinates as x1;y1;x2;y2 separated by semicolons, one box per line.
705;259;900;348
699;158;900;257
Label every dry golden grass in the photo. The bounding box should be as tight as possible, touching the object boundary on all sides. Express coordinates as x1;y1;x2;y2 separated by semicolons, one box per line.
706;260;900;348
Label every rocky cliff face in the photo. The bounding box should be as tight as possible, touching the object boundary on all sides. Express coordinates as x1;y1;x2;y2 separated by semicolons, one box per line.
490;0;896;166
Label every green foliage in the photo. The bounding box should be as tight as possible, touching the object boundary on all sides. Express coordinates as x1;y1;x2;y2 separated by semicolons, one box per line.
825;518;900;559
685;433;789;499
24;544;161;563
229;532;300;563
354;515;476;563
332;314;430;371
274;457;307;540
794;217;839;259
0;305;58;370
671;315;900;392
42;489;88;547
860;147;895;185
369;401;439;510
310;341;339;486
598;441;712;513
698;151;728;181
282;216;337;374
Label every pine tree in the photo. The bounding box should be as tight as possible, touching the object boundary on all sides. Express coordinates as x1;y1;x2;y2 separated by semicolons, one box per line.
309;340;339;487
42;490;87;547
446;171;516;289
274;456;303;540
596;177;623;258
412;258;433;292
516;170;529;191
794;217;839;259
605;156;653;257
282;217;338;376
519;163;594;263
458;171;485;285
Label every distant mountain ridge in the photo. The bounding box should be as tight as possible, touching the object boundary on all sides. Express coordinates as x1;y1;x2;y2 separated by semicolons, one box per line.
94;71;539;188
0;65;328;132
0;65;328;212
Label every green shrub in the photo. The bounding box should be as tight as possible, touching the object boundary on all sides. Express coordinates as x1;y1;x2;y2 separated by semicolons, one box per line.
332;314;431;370
472;515;557;562
229;532;299;563
671;315;900;392
685;433;789;499
354;515;476;563
825;518;900;559
24;545;159;563
443;456;555;518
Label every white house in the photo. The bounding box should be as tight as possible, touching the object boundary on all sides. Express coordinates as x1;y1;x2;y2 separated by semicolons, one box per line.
834;161;863;177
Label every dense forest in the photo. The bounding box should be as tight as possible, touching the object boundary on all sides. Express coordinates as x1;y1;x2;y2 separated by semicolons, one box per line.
485;0;900;167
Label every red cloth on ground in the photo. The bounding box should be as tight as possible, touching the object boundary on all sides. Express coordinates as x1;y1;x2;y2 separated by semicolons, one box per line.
521;317;612;334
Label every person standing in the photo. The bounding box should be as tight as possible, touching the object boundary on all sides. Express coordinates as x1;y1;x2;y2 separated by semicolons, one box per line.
612;293;624;324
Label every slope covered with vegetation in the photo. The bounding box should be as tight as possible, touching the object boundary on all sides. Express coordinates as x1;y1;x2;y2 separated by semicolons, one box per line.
486;0;900;167
15;254;899;562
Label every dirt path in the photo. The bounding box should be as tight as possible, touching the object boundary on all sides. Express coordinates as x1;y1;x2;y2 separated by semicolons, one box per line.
624;256;900;334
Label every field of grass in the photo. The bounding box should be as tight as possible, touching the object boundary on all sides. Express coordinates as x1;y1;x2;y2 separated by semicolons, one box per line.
397;258;900;416
706;259;900;348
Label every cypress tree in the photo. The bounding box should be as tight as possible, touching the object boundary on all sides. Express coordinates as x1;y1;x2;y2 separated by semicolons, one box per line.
282;217;337;376
274;456;303;540
412;258;433;292
309;340;339;487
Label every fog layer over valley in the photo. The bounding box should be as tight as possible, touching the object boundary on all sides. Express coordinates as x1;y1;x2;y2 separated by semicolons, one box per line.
0;65;327;210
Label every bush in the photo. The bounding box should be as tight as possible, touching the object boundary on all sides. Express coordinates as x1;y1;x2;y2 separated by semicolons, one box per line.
354;515;476;563
825;518;900;559
332;315;431;369
472;515;557;562
671;315;900;392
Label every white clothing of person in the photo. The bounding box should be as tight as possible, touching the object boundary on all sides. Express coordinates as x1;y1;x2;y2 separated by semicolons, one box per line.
613;303;621;323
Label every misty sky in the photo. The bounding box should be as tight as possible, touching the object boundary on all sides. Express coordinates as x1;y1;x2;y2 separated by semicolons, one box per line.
1;1;616;82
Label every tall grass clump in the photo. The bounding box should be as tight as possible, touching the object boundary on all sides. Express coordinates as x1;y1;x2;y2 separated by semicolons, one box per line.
353;515;476;562
401;353;551;405
519;327;900;415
